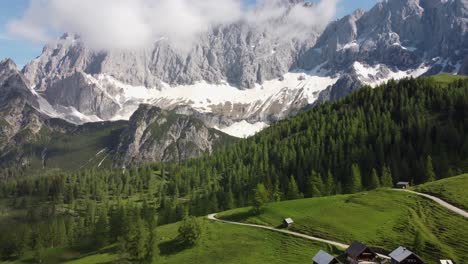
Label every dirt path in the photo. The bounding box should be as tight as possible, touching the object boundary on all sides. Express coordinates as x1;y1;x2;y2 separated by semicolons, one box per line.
395;189;468;218
207;213;348;248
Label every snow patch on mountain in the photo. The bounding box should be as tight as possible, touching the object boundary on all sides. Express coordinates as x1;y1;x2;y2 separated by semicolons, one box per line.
353;62;430;87
216;121;269;138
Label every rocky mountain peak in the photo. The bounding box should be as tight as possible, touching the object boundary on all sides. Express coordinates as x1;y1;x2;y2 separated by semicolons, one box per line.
0;58;17;71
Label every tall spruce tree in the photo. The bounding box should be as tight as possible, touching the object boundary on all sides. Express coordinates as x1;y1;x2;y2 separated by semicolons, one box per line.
349;164;363;193
425;156;436;182
286;177;301;200
369;169;381;190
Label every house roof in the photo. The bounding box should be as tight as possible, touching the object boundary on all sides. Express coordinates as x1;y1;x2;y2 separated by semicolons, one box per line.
440;260;454;264
397;182;410;185
284;218;294;224
313;250;336;264
389;247;422;262
345;241;374;258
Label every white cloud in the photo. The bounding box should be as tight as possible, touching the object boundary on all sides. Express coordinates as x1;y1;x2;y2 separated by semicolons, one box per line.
7;0;338;52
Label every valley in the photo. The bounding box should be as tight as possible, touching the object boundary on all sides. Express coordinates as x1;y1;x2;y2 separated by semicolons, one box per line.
0;0;467;263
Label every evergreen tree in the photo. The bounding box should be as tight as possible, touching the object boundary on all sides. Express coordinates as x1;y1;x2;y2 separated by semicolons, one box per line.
307;171;323;197
286;177;301;200
381;166;394;187
325;171;335;196
425;156;436;182
349;164;363;193
369;169;381;190
252;183;269;214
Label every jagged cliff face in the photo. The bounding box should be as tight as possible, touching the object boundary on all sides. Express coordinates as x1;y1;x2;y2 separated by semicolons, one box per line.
115;105;232;166
13;0;468;138
300;0;467;72
23;23;315;90
0;59;43;148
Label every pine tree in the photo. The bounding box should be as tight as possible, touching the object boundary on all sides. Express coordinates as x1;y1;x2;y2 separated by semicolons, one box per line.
381;166;394;187
286;176;301;200
307;171;323;197
425;156;436;182
369;169;381;190
272;175;282;202
325;171;335;196
252;183;269;214
349;164;363;193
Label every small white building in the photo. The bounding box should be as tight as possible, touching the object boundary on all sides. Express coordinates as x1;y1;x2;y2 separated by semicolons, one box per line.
283;218;294;227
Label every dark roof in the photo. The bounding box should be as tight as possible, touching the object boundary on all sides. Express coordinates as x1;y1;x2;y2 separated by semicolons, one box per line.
345;241;374;258
313;250;336;264
389;247;423;263
397;182;410;185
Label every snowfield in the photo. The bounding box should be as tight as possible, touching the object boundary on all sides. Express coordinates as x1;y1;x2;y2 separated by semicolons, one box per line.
216;121;269;138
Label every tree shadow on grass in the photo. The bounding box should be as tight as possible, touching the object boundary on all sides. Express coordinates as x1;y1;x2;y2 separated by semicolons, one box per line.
158;238;193;256
221;209;258;222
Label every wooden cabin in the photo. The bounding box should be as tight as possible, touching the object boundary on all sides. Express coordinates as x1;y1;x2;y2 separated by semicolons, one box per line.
345;241;377;264
312;250;341;264
389;247;425;264
283;218;294;227
396;182;410;189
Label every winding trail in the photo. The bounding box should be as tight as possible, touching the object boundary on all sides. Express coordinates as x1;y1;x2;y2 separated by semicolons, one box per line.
207;213;348;249
394;189;468;218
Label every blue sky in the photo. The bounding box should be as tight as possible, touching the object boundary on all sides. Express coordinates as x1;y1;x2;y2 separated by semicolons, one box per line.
0;0;378;68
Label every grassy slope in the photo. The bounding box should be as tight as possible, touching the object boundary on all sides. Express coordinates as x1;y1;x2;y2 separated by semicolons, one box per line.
2;219;340;264
429;73;468;86
23;121;127;171
414;174;468;211
218;189;468;263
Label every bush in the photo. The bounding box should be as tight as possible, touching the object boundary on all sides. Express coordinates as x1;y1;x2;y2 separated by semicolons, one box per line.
177;216;202;246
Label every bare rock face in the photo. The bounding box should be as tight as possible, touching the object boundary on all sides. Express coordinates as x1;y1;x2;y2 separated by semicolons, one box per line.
45;71;121;119
0;59;49;166
115;105;232;166
299;0;467;73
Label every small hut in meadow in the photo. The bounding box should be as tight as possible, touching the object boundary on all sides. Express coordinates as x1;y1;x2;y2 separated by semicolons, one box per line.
283;218;294;227
396;182;410;189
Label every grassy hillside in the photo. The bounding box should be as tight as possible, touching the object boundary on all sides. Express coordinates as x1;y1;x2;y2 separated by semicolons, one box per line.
218;189;468;263
429;73;468;86
414;174;468;211
1;219;340;264
0;120;127;171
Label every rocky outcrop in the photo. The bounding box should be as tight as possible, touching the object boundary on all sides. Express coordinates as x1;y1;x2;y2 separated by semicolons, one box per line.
115;105;233;166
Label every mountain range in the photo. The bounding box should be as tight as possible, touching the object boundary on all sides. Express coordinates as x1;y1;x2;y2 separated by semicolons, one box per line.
0;0;467;169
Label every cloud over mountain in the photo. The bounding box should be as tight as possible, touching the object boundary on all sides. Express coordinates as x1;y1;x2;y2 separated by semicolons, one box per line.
7;0;338;52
